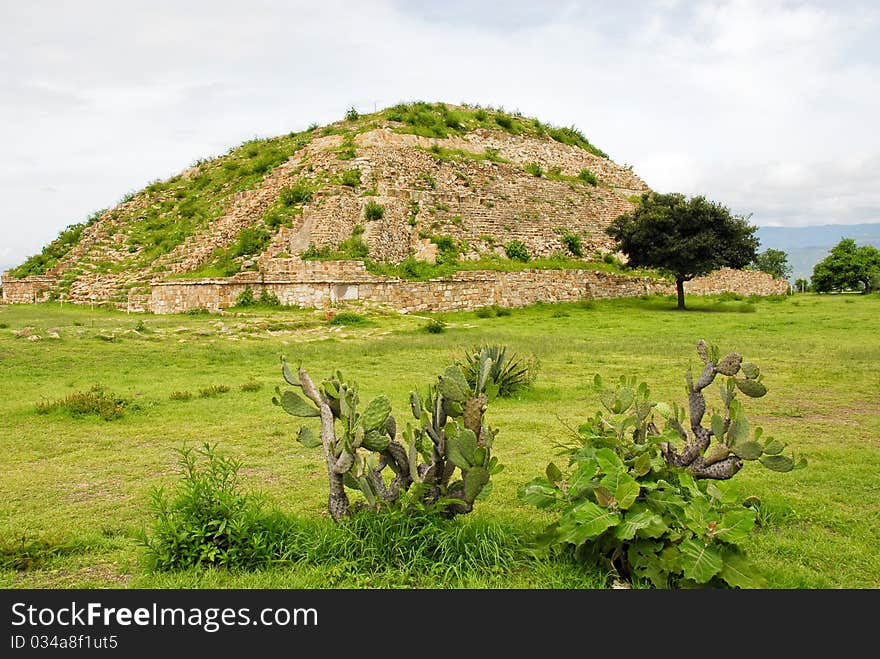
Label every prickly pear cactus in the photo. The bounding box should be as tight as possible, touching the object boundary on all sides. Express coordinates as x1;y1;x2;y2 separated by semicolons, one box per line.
404;365;502;515
576;340;804;480
273;354;503;521
653;339;805;478
272;359;410;522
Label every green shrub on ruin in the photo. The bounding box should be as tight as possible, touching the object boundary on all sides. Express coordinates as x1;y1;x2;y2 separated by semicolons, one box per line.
561;232;583;257
236;287;255;307
505;240;530;262
525;162;544;177
495;114;514;130
578;169;598;185
279;180;313;205
548;126;608;158
341;168;362;187
364;200;384;221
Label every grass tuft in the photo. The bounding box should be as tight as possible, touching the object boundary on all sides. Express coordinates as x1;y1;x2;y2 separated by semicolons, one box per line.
0;536;89;571
35;385;127;420
328;311;367;326
198;384;231;398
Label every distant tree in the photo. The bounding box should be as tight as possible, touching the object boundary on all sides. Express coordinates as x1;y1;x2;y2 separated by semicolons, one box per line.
794;278;810;293
811;239;880;293
606;192;759;309
752;248;792;280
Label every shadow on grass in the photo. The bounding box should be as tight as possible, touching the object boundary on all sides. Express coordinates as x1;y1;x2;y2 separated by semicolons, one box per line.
601;295;765;314
670;303;758;314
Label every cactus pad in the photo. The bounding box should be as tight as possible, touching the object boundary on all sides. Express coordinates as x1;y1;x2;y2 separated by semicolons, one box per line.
734;378;767;397
715;352;743;376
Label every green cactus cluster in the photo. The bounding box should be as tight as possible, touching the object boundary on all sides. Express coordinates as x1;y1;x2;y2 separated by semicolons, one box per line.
274;356;502;522
403;366;503;516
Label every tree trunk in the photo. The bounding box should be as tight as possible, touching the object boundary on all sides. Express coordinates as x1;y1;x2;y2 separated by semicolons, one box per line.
676;278;686;310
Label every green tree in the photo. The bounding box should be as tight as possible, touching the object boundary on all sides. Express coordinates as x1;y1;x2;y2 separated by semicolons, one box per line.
752;248;792;280
606;193;759;309
811;239;880;293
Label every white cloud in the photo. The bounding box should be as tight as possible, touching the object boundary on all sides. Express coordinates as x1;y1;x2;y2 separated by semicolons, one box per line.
1;0;878;268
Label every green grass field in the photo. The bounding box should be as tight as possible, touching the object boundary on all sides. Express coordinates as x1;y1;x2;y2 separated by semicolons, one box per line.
1;293;878;588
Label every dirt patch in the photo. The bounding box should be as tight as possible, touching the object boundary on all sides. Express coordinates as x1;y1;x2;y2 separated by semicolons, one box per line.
65;478;127;504
12;562;132;588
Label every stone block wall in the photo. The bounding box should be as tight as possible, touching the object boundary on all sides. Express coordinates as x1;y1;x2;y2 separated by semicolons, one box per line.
357;270;671;314
149;261;376;313
1;274;58;303
4;262;787;314
265;128;644;264
146;260;788;315
683;268;789;296
259;259;372;279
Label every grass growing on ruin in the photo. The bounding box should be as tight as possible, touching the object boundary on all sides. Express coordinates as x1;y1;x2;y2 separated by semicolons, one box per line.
379;101;608;158
12;131;315;280
363;253;664;281
0;293;878;588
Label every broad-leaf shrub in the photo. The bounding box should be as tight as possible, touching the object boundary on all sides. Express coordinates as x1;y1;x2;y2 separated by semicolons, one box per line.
520;341;804;588
142;443;296;570
504;240;530;262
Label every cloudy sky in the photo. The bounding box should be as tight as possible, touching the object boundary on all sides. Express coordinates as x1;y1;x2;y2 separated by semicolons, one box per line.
1;0;878;270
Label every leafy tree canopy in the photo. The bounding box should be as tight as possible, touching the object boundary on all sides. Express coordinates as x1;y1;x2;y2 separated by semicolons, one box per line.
751;248;792;280
811;238;880;293
606;192;759;309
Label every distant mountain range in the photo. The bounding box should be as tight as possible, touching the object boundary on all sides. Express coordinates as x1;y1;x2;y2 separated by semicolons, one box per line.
756;223;880;283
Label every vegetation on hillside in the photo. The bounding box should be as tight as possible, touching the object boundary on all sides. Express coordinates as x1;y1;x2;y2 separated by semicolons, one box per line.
11;130;314;280
9;211;103;277
8;101;613;285
382;101;608;158
359;252;665;282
